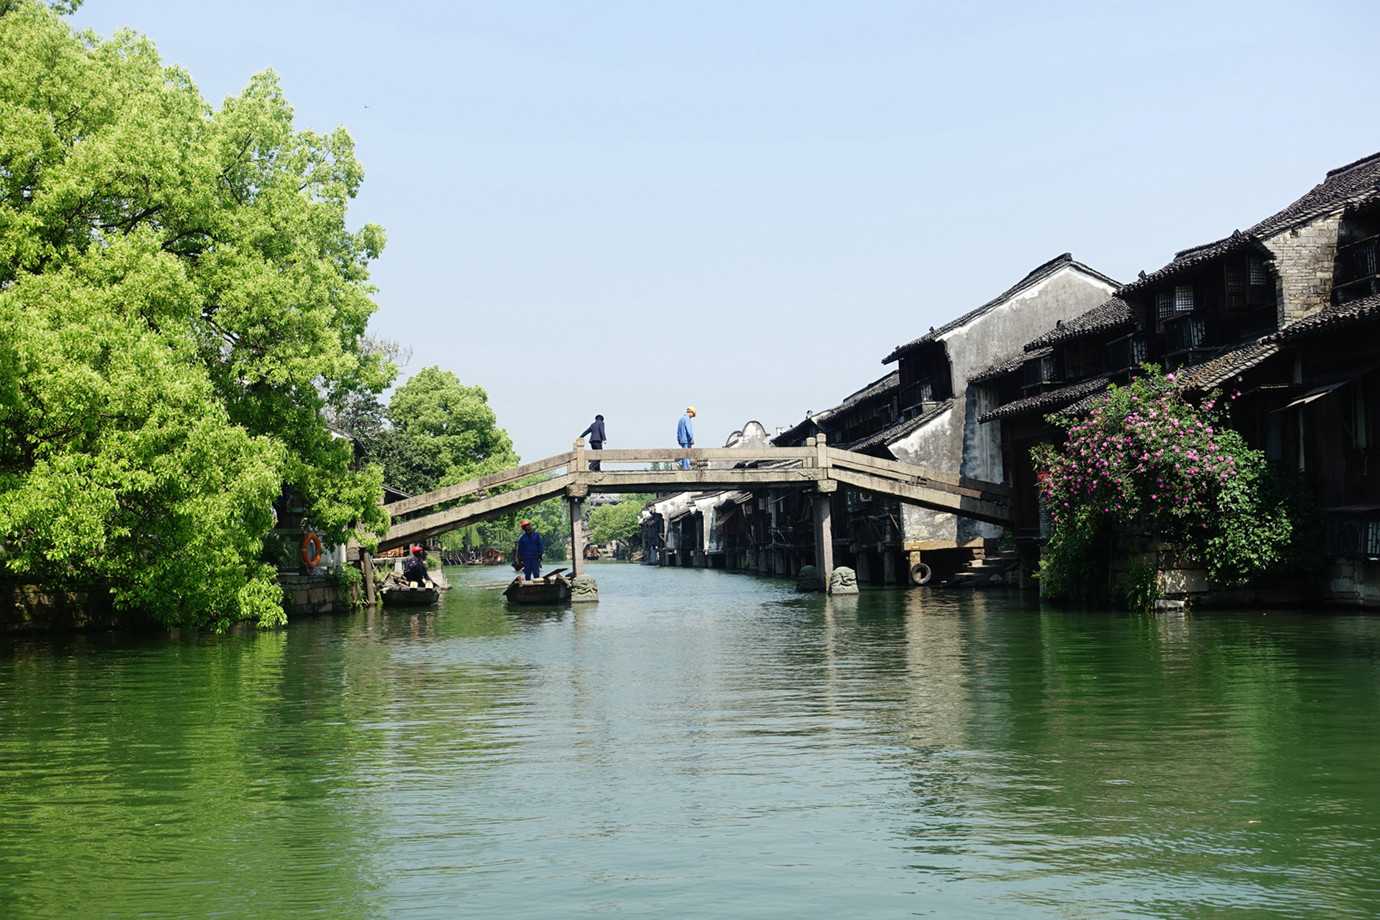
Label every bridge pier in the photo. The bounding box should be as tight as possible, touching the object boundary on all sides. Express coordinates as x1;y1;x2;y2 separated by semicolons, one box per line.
809;435;836;593
812;491;834;592
568;491;586;578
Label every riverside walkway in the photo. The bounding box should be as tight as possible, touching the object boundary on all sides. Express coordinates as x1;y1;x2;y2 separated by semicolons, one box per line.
376;436;1011;590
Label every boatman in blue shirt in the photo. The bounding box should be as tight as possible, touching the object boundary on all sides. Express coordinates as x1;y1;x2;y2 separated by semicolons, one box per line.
677;406;696;471
515;520;544;580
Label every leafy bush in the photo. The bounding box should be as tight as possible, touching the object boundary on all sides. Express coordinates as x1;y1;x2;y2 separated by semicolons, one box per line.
1033;366;1314;601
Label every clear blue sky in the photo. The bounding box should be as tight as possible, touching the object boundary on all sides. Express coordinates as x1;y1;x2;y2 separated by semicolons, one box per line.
72;0;1380;463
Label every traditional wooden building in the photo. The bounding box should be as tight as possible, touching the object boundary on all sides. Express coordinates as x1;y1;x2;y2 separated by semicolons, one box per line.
768;253;1118;583
975;151;1380;604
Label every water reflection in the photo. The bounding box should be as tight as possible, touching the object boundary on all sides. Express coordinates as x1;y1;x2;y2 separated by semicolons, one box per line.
3;566;1380;918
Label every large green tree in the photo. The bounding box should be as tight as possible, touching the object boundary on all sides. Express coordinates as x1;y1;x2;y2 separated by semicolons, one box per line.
372;366;517;494
0;2;392;629
588;496;650;557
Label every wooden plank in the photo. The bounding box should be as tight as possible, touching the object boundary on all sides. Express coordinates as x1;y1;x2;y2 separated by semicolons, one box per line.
588;447;813;464
387;452;576;516
572;469;822;491
382;476;571;550
829;468;1011;526
826;448;1013;497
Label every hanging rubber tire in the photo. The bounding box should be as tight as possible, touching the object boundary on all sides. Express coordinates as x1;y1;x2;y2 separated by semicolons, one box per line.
908;562;932;586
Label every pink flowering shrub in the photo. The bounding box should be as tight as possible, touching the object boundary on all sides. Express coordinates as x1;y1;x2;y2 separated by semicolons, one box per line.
1032;367;1309;602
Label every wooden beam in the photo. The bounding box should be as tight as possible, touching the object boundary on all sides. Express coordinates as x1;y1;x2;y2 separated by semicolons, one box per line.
386;452;576;516
382;476;571;550
829;468;1012;526
826;449;1013;498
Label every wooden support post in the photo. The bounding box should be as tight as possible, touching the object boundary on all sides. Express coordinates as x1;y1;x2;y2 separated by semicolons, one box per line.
813;490;834;593
569;495;586;577
573;437;586;478
883;551;898;584
361;550;376;606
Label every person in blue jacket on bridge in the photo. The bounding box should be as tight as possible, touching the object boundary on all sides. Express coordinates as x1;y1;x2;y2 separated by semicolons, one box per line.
515;520;544;580
677;406;696;470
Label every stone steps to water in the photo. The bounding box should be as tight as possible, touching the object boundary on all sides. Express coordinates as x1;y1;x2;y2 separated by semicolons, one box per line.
945;549;1020;588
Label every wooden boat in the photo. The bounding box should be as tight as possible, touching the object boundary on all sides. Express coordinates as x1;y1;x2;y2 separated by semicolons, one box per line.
380;580;440;607
503;573;572;605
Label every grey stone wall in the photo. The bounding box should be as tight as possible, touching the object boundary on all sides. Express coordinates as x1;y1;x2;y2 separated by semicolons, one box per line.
1263;214;1341;326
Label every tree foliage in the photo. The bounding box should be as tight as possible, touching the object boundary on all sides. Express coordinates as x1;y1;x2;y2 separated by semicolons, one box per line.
588;497;649;551
1032;367;1315;603
371;366;517;494
0;2;391;629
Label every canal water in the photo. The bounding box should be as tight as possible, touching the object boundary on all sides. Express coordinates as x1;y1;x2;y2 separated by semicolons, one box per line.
4;564;1380;919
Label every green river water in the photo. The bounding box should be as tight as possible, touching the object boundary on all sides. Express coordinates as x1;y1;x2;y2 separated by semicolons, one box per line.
3;563;1380;919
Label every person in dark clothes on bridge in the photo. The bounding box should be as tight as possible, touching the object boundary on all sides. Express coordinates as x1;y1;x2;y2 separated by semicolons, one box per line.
515;520;544;580
579;414;606;470
403;544;432;585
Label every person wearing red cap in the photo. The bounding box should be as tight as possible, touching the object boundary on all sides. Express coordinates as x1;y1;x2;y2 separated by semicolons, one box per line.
403;544;431;585
515;520;544;580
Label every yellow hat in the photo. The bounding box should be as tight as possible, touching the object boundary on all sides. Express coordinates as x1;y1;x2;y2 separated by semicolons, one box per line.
687;406;696;414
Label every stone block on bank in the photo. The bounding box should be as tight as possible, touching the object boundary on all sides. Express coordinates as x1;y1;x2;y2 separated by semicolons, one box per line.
571;574;599;603
829;567;860;595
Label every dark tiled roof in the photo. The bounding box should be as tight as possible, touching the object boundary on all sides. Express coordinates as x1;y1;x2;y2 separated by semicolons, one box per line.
969;347;1050;385
1249;151;1380;239
1056;387;1117;420
836;371;900;411
1171;339;1282;392
978;375;1114;423
771;372;899;446
882;254;1119;364
1268;293;1380;341
1024;297;1134;349
771;417;819;447
1118;232;1265;296
1119;152;1380;299
844;399;954;451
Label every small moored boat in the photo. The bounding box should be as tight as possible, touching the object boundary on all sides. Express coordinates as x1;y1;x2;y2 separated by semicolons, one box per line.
503;572;572;605
380;582;440;606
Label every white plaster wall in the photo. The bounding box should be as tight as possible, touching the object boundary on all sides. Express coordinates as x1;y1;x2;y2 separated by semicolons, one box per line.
892;265;1116;546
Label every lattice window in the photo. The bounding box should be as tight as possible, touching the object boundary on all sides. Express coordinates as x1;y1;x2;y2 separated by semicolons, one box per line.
1175;285;1195;312
1156;289;1174;322
1227;263;1247;296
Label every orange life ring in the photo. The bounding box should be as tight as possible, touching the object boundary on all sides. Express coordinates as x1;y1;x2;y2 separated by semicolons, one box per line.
299;532;324;568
